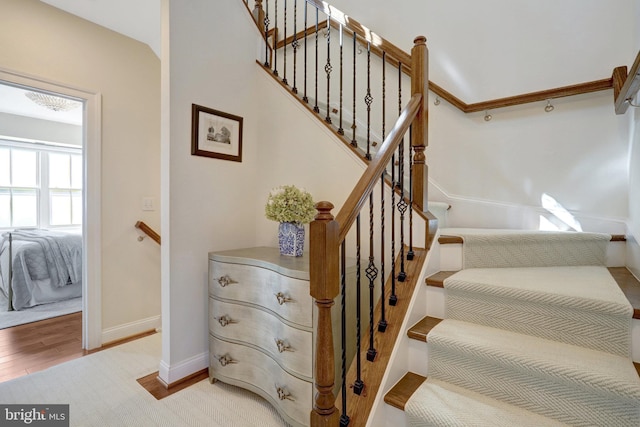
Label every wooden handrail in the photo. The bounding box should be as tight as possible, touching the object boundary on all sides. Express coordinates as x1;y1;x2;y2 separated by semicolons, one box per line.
335;93;422;244
614;50;640;114
135;221;161;245
267;2;618;113
305;0;411;65
310;35;428;426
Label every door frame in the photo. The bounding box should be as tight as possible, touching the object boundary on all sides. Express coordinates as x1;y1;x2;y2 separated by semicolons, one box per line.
0;67;102;350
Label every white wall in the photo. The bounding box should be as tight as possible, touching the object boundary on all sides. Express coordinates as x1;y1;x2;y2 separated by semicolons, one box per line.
324;0;635;234
626;1;640;279
0;0;161;338
160;0;262;383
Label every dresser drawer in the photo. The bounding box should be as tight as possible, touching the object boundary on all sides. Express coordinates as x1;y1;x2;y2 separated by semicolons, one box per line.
210;335;312;427
209;297;312;379
209;260;312;328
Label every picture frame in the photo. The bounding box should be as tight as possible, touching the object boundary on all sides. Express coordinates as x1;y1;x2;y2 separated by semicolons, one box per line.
191;104;243;162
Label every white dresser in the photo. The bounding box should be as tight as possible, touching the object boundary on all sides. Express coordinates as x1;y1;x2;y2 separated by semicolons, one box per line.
208;247;318;427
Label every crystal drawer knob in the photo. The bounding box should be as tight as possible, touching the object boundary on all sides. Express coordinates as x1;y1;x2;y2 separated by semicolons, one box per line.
217;275;236;287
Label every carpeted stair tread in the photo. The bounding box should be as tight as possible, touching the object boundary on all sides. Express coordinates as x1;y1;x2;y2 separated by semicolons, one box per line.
428;319;640;401
440;229;610;268
405;377;567;427
445;266;632;315
444;266;632;355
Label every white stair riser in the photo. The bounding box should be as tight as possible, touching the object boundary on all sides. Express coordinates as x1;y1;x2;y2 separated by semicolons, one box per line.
407;339;429;377
439;241;626;271
382;404;408;427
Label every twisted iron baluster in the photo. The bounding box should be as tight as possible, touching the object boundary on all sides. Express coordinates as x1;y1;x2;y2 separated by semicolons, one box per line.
273;0;278;76
378;55;388;328
313;8;320;113
378;171;388;330
281;0;288;85
396;58;407;282
338;24;344;135
353;214;364;395
366;192;378;362
407;126;415;260
325;15;332;123
264;0;270;67
339;242;350;427
302;1;308;103
364;42;373;160
351;32;357;147
291;0;298;93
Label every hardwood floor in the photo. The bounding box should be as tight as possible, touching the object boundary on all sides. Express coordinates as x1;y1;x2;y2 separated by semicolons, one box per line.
0;312;159;384
0;312;83;383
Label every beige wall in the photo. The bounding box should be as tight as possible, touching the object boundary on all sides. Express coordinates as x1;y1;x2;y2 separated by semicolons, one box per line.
0;0;161;336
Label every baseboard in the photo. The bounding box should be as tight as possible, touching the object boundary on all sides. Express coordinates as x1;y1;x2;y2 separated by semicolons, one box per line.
101;315;161;344
158;351;209;386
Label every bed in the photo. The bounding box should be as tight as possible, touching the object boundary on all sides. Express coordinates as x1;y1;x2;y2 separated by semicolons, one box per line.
0;229;83;311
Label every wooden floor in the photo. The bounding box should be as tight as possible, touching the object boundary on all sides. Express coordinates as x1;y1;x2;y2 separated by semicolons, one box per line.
0;312;84;383
0;312;159;384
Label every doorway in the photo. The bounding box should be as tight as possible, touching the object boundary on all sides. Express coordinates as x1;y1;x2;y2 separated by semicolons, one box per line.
0;69;102;351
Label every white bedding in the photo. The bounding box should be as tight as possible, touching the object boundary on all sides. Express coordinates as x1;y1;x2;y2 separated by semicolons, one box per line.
0;229;82;310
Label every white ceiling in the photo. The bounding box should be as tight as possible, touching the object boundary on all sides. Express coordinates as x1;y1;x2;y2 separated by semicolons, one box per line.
0;82;83;126
40;0;161;58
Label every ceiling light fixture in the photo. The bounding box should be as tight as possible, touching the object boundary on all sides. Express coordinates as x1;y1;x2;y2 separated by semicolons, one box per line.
24;91;81;112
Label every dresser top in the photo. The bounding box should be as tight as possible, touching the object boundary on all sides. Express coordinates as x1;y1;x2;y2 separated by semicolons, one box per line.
209;246;310;280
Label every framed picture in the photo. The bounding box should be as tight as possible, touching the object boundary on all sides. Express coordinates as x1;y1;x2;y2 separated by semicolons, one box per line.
191;104;243;162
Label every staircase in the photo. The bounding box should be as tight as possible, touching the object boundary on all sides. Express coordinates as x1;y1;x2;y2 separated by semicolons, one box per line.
382;227;640;426
239;2;640;425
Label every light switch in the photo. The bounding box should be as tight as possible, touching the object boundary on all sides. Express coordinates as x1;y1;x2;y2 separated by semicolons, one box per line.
142;197;155;211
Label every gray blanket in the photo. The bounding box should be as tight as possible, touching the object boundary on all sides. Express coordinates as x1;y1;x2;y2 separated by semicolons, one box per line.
0;229;82;289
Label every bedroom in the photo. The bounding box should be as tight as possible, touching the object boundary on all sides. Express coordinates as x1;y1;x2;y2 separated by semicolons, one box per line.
0;81;84;332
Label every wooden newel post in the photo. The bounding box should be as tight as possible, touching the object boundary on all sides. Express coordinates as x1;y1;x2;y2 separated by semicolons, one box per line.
411;35;428;212
310;201;341;427
253;0;265;32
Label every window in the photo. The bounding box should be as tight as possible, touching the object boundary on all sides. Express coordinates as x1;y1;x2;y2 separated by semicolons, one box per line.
0;140;82;229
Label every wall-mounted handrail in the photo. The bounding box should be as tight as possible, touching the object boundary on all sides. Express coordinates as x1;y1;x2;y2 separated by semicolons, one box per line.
613;50;640;114
135;221;161;245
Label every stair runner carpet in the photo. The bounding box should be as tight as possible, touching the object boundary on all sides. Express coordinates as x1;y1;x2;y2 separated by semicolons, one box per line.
405;230;640;426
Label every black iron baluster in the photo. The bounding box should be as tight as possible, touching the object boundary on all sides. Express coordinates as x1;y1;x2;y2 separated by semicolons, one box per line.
389;61;400;306
378;172;388;330
366;192;378;362
303;1;308;102
282;0;288;85
264;0;270;67
339;242;350;427
292;0;298;93
353;214;364;395
313;8;320;113
397;59;407;283
338;24;344;135
378;55;388;328
407;126;415;261
325;15;332;123
351;32;357;147
364;42;373;160
273;0;279;76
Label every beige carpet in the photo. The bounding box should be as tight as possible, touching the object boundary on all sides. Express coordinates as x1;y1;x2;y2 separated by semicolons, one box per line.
0;334;289;426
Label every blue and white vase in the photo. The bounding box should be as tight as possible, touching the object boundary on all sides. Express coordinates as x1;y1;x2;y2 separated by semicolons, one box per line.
278;222;305;256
